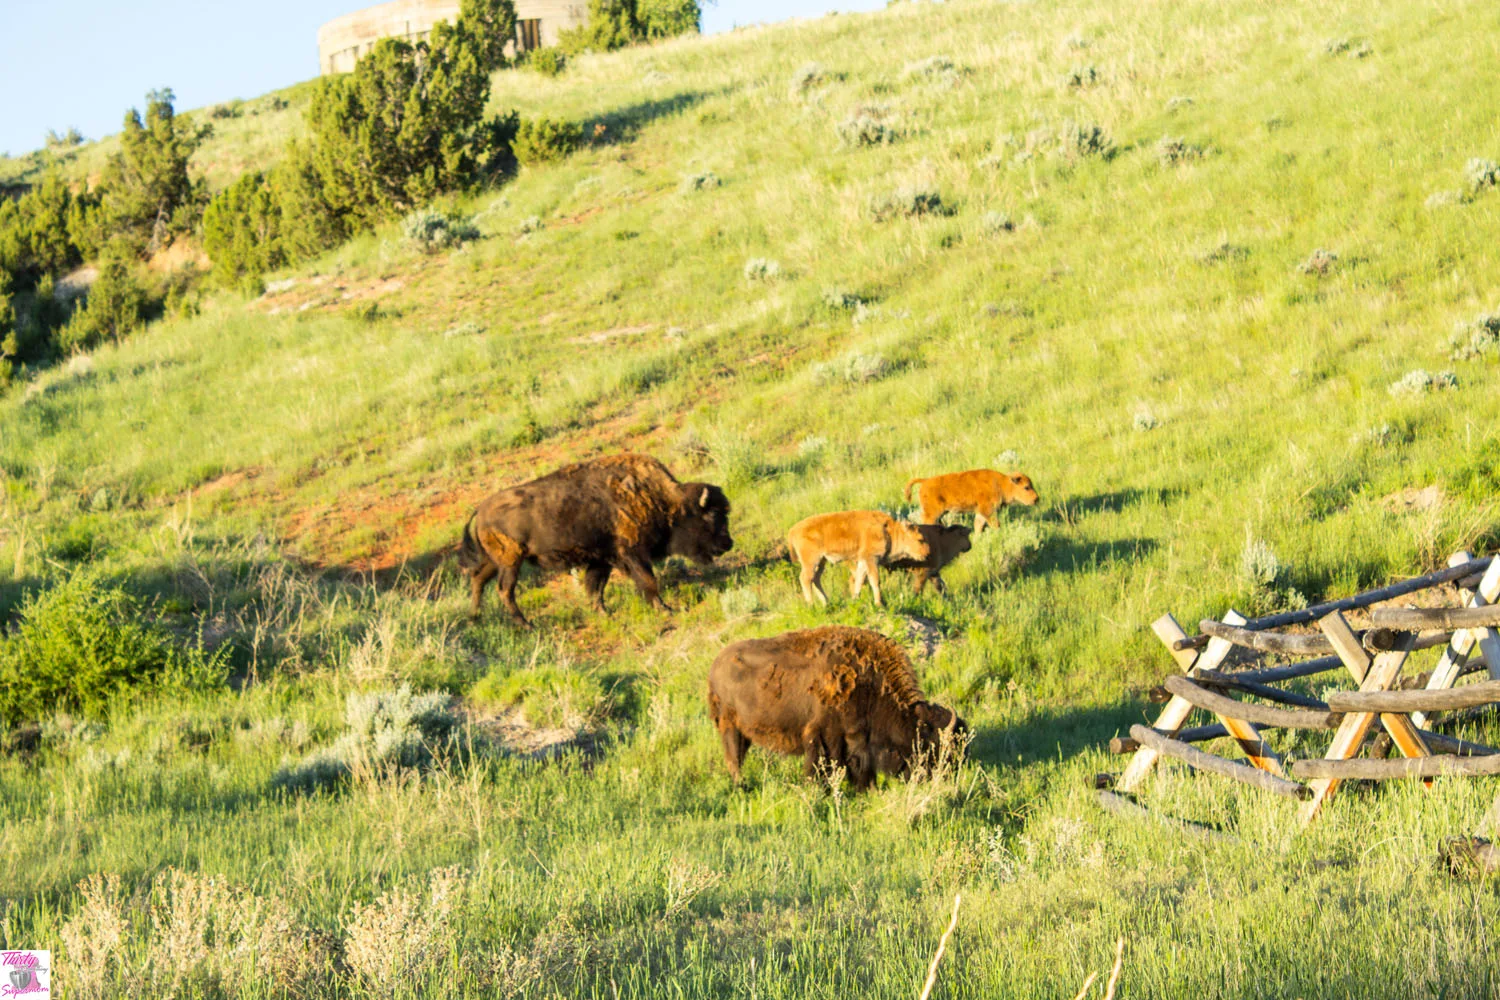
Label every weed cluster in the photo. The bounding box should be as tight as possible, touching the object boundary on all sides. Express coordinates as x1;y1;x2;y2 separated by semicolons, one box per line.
837;105;899;146
1063;65;1100;88
812;352;893;385
790;61;827;96
743;257;782;281
1297;248;1339;276
1156;135;1205;166
680;170;721;192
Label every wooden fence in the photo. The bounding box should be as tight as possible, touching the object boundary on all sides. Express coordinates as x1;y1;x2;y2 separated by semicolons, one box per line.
1101;550;1500;828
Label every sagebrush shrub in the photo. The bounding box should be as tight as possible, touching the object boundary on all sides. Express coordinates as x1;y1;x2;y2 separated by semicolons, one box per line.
1063;65;1100;88
514;117;584;165
272;685;459;791
401;210;481;253
1465;158;1500;192
813;352;893;385
1297;248;1339;275
516;215;544;235
1389;369;1458;396
1132;409;1160;432
902;55;960;86
821;288;866;311
1059;119;1113;160
1448;314;1500;361
1198;241;1249;265
870;186;950;221
790;61;826;95
0;573;225;725
680;170;721;192
836;105;898;146
1239;532;1283;589
718;587;765;619
981;211;1015;235
743;257;781;281
1156;135;1204;166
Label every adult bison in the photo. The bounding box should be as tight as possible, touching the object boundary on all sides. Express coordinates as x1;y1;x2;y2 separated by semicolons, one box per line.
707;626;964;789
458;453;733;627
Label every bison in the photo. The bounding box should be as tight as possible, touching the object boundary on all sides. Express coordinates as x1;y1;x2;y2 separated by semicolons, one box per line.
458;453;732;627
903;468;1039;532
786;510;929;607
886;523;973;595
707;626;965;789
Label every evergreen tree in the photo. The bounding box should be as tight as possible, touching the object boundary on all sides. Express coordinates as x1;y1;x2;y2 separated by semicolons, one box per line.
202;172;285;289
99;89;209;256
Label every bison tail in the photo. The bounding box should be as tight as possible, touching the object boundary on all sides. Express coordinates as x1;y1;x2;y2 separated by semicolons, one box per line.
903;477;922;502
457;514;487;573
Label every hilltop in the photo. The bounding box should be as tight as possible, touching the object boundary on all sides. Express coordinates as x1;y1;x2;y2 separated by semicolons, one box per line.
4;0;1500;995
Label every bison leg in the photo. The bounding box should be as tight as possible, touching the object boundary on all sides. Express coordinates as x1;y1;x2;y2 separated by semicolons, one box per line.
919;499;944;525
720;726;750;784
929;571;946;596
583;564;612;612
496;562;530;629
799;556;828;606
974;508;994;534
855;559;885;607
469;562;498;618
620;557;672;612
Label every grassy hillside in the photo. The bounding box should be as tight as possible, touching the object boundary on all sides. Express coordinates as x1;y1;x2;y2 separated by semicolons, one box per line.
6;0;1500;995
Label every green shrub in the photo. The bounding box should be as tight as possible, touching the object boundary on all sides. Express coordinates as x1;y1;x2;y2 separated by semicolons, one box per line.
56;248;149;353
812;351;893;385
530;46;565;76
1389;369;1458;396
202;172;285;288
0;573;226;725
273;685;460;791
1156;135;1204;166
837;106;898;146
1059;119;1114;160
1449;313;1500;361
401;210;481;253
96;89;210;257
559;0;699;54
513;117;584;165
790;62;826;95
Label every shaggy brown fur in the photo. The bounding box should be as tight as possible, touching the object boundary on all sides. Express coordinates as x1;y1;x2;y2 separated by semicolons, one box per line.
886;524;973;595
458;453;732;626
786;510;930;607
903;469;1039;532
707;626;964;788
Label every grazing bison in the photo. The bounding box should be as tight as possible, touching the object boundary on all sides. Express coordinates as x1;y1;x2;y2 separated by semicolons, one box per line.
903;469;1039;532
707;626;965;789
886;523;973;595
458;453;732;627
786;510;929;608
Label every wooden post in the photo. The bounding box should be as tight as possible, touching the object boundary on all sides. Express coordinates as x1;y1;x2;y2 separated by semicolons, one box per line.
1301;614;1426;824
1118;611;1282;794
1414;553;1500;728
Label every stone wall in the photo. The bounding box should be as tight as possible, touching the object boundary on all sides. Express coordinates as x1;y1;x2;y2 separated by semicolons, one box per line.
317;0;588;75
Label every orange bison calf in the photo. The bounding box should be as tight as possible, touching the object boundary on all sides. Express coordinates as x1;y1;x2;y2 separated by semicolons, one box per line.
786;510;929;607
707;626;965;788
886;523;973;595
458;453;732;627
903;469;1039;532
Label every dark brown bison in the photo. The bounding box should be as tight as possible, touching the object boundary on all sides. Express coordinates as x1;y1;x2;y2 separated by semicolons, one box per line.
707;626;964;789
458;453;733;627
886;523;973;595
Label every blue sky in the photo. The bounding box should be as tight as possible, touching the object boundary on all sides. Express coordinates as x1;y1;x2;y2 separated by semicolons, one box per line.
0;0;883;156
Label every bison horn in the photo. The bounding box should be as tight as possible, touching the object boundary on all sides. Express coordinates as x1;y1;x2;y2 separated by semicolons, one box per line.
943;708;958;733
699;489;710;508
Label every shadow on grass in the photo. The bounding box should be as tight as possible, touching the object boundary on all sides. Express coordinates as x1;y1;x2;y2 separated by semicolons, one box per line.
969;699;1148;769
587;88;731;147
1047;486;1185;521
1029;535;1159;578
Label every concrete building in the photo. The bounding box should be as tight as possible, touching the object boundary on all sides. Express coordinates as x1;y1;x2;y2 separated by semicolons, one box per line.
318;0;587;75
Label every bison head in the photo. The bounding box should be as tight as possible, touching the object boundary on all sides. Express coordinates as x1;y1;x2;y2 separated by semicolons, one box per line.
669;483;734;564
871;700;967;777
1007;473;1040;506
931;524;972;565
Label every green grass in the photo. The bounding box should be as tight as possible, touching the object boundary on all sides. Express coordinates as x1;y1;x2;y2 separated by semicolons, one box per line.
6;0;1500;995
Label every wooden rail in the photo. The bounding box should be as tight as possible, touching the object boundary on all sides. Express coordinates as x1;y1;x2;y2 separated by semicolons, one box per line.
1163;676;1339;730
1292;755;1500;781
1191;668;1331;709
1372;606;1500;632
1129;725;1310;799
1324;680;1500;714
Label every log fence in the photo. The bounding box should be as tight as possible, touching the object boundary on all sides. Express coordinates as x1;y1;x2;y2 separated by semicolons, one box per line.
1102;550;1500;832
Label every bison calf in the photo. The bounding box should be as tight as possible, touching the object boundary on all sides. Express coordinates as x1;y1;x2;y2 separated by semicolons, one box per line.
886;523;973;595
458;453;732;627
903;469;1039;533
707;626;965;789
786;510;929;608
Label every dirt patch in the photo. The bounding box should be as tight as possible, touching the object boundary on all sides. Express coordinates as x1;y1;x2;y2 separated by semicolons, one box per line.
54;266;98;302
902;615;944;658
1382;485;1444;513
463;705;606;761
